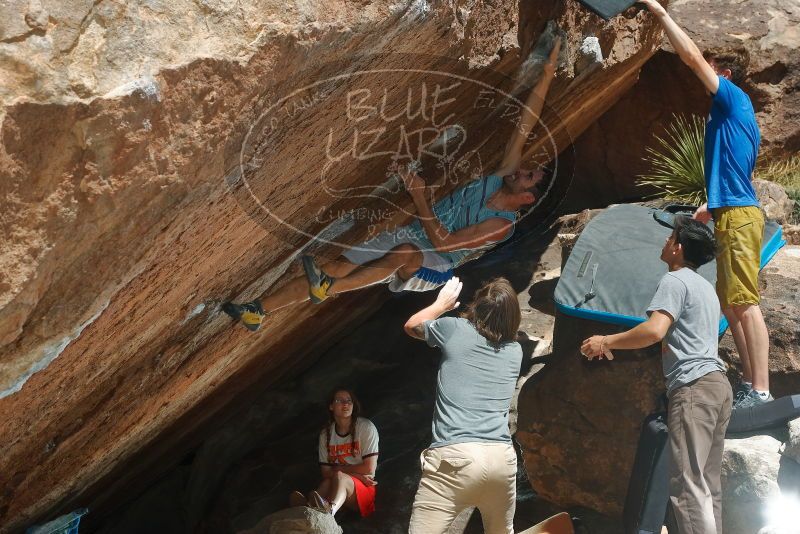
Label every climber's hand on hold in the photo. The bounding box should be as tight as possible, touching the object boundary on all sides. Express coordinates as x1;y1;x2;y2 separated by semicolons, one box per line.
636;0;667;17
543;36;562;78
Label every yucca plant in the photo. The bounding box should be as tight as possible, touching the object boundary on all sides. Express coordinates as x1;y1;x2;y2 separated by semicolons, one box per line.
637;114;707;205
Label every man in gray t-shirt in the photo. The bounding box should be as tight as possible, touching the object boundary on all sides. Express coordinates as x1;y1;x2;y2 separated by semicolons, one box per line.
581;215;732;534
404;276;523;534
647;268;725;395
424;316;522;448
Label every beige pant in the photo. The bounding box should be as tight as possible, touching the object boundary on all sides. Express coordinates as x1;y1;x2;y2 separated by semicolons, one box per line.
409;442;517;534
668;371;733;534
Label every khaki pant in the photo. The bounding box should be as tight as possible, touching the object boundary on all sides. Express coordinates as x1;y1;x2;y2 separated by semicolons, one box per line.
409;442;517;534
668;371;733;534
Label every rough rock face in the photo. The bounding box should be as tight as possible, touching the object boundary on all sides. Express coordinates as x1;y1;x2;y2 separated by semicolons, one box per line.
561;0;800;211
720;246;800;397
236;507;342;534
754;179;797;224
516;228;800;516
722;433;800;534
0;0;667;530
667;0;800;159
516;310;664;515
88;218;576;533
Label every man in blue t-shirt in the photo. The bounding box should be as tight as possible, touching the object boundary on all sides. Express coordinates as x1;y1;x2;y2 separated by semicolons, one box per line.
639;0;772;410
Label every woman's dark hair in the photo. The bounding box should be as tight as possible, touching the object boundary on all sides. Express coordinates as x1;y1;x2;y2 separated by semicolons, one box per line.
323;387;362;461
461;277;521;346
673;215;718;268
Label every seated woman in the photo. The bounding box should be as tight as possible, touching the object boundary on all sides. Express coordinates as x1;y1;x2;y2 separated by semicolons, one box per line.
404;277;523;534
290;388;379;518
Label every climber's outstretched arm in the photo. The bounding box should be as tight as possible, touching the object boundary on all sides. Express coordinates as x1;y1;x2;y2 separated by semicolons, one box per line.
402;172;512;252
638;0;718;94
493;37;561;177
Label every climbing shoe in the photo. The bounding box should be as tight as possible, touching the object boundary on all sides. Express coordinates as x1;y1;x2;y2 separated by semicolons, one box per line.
222;299;265;331
733;381;753;407
734;389;774;410
302;255;335;304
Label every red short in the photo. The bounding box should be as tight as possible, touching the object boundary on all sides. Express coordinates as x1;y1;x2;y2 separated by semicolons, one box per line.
349;474;376;517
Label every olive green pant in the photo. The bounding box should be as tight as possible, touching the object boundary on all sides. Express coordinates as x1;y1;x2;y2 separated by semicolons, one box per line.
668;371;733;534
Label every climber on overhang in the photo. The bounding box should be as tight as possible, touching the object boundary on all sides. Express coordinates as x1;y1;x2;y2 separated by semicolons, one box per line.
222;38;561;332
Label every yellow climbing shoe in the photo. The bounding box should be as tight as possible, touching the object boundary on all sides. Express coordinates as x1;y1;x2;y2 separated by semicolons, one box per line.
302;255;335;304
222;300;265;331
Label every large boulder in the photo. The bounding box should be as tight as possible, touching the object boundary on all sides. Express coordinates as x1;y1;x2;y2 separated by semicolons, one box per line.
516;312;663;515
237;507;342;534
0;0;668;529
561;0;800;211
722;433;800;534
516;237;800;518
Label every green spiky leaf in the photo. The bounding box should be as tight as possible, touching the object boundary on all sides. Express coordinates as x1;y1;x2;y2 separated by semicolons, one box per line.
637;114;707;205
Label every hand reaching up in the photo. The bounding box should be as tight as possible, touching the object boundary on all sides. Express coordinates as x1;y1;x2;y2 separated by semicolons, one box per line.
434;276;463;313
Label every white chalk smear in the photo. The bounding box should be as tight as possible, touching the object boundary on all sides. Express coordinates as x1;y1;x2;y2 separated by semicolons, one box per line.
103;75;161;101
0;301;109;399
182;303;206;324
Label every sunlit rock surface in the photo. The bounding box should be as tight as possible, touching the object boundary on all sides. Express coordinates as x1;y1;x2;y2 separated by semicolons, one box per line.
562;0;800;211
517;242;800;517
0;0;666;529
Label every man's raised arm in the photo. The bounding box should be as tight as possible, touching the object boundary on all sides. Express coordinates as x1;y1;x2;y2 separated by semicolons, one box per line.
638;0;718;94
401;172;513;253
494;37;561;177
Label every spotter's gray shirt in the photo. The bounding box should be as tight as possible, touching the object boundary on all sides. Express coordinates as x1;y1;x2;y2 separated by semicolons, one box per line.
646;268;725;394
424;317;522;448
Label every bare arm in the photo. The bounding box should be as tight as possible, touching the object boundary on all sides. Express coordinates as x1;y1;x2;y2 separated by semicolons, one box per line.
402;173;513;252
494;37;561;177
335;455;378;476
404;277;462;340
638;0;719;94
581;311;673;359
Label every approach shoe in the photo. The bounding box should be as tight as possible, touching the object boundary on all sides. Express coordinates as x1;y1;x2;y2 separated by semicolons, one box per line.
221;300;265;331
734;389;774;410
308;491;332;514
733;381;753;407
302;255;335;304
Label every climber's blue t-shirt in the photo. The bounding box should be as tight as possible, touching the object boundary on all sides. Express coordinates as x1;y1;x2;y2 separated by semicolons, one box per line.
704;76;760;210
